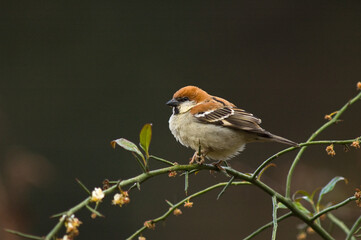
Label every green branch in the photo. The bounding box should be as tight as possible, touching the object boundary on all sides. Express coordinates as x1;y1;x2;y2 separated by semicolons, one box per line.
271;195;278;240
243;212;293;240
252;138;360;179
4;229;44;240
310;196;356;222
224;167;335;240
7;148;357;240
327;213;356;240
346;215;361;240
42;164;217;240
285;91;361;198
9;159;346;240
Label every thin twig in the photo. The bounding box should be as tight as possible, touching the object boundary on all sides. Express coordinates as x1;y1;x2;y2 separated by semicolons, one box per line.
75;178;91;195
253;139;360;179
184;171;189;195
242;212;293;240
217;176;236;200
149;155;175;166
224;167;335;240
346;215;361;240
86;205;104;218
4;229;44;240
126;181;249;240
272;195;278;240
327;213;355;240
310;196;356;221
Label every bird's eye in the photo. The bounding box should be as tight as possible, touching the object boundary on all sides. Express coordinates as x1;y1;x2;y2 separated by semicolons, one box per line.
177;97;189;102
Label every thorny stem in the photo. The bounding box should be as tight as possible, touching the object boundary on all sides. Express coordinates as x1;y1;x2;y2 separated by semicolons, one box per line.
285;91;361;198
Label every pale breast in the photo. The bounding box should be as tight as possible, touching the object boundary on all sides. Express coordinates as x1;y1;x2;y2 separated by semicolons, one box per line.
169;112;247;160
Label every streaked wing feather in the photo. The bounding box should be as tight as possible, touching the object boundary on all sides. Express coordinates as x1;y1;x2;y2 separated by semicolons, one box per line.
195;107;263;131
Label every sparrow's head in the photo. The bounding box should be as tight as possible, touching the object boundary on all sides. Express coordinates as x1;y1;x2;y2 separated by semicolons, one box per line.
166;86;209;114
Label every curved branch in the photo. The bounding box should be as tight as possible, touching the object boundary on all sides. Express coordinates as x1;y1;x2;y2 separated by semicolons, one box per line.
285;91;361;198
310;196;356;222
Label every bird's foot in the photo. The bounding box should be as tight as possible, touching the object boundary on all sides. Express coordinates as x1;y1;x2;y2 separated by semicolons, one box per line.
189;151;205;164
211;160;230;177
212;160;224;170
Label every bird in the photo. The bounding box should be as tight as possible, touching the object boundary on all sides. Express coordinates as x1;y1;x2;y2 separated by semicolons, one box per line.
166;86;298;164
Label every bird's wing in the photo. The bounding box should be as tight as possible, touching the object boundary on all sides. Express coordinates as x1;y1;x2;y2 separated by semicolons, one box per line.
191;99;297;146
193;104;263;132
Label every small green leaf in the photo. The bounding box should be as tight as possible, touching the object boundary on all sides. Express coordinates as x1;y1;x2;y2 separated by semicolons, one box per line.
317;176;347;209
139;123;152;158
277;202;287;209
257;163;276;180
111;138;145;161
293;190;314;205
293;201;311;215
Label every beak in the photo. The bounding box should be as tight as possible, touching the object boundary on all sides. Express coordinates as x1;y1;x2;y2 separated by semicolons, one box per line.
166;98;180;107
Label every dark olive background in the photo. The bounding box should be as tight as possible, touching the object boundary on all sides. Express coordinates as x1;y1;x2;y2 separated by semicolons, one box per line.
1;1;361;240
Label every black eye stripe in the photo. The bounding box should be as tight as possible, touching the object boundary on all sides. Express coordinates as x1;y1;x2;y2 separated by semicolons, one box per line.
176;97;189;102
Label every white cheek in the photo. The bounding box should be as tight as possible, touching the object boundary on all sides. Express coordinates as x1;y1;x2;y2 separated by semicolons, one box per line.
178;101;196;113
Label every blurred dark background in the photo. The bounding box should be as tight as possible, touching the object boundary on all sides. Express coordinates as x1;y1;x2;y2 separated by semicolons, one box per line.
1;1;361;240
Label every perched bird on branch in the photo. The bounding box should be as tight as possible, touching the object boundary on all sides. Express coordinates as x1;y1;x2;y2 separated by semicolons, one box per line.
167;86;298;164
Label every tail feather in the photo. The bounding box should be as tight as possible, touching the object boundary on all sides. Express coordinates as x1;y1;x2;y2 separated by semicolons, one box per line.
267;133;299;146
247;129;298;146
